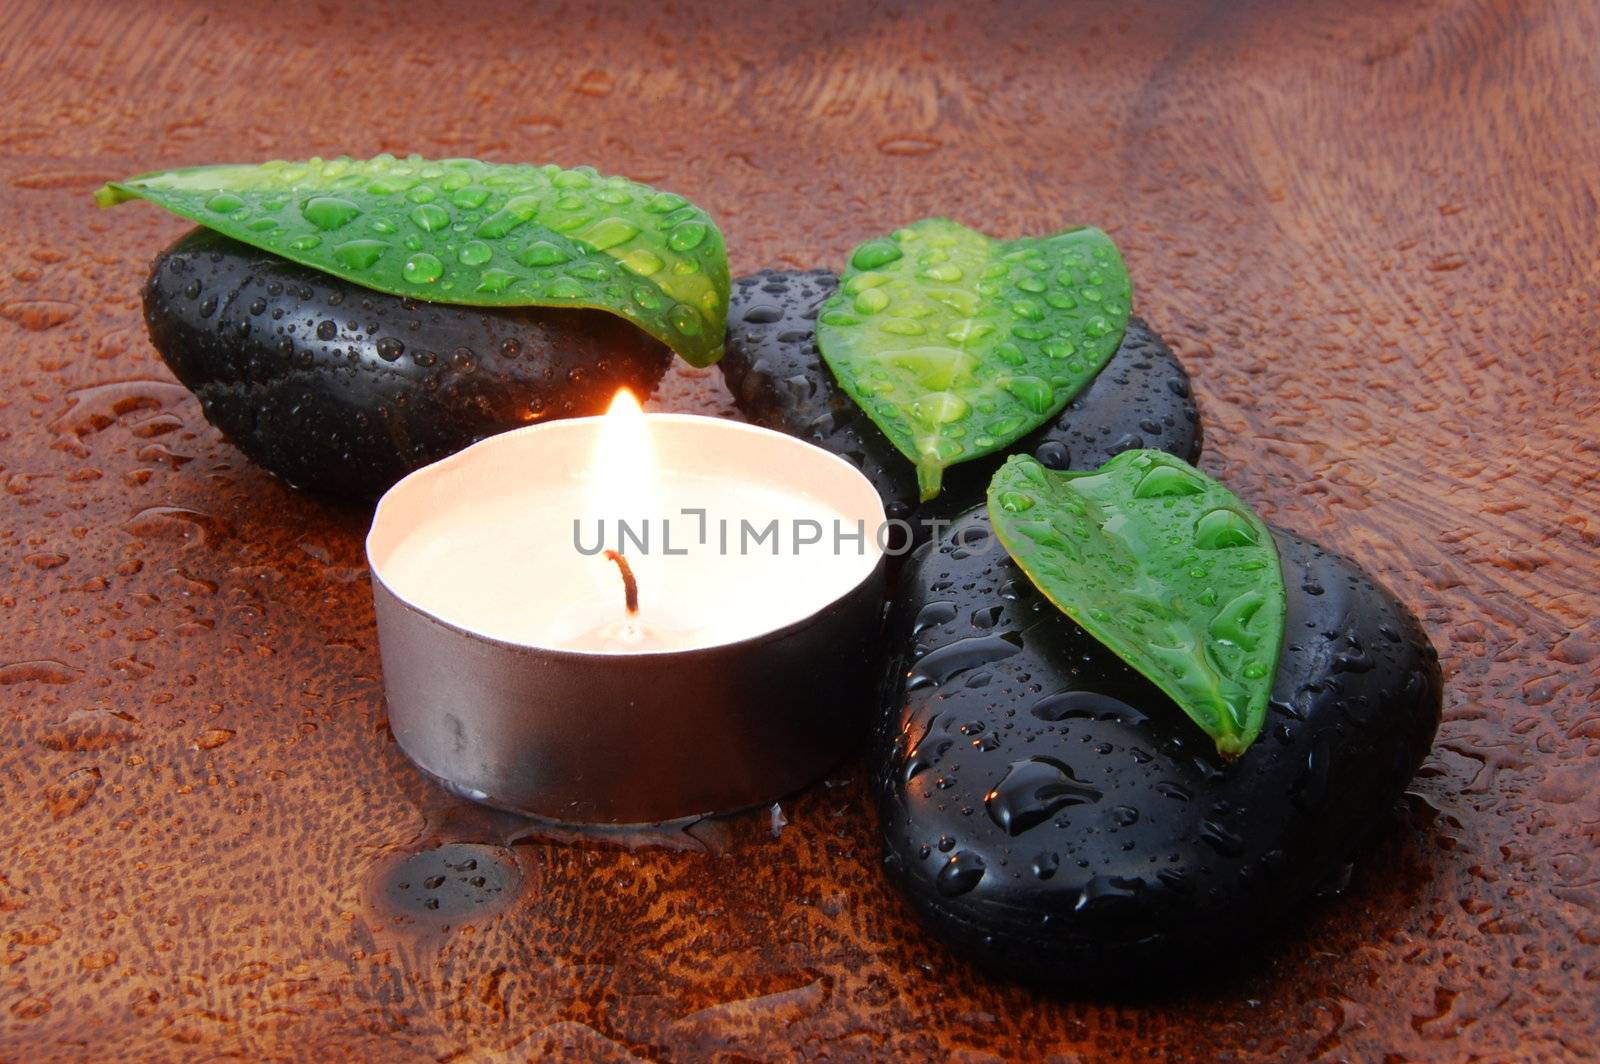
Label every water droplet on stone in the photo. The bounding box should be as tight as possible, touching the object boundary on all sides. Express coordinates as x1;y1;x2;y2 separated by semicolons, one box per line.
984;757;1102;835
937;850;986;896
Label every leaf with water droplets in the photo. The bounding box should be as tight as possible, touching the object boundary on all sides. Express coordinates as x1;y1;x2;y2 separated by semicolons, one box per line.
816;218;1130;500
988;450;1285;756
94;154;730;366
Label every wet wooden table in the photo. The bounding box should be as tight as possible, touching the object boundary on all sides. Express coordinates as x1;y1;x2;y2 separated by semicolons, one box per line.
2;0;1597;1059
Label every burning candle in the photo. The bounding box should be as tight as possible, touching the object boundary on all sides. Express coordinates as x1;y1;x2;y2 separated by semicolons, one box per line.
367;392;888;824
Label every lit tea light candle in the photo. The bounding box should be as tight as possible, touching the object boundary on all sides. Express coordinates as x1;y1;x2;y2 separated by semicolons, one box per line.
367;392;888;824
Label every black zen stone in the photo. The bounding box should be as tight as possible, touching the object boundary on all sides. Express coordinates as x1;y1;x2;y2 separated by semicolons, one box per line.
875;508;1442;988
143;227;674;498
718;270;1203;545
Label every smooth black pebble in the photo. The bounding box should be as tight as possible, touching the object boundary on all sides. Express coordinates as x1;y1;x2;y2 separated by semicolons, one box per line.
144;227;674;498
718;269;1203;543
875;508;1442;988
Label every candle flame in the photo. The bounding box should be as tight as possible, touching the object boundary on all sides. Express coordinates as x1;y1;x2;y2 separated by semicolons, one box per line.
588;389;656;613
595;389;651;504
606;387;643;420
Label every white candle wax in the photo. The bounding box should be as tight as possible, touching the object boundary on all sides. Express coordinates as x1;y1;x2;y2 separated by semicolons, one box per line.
368;395;886;654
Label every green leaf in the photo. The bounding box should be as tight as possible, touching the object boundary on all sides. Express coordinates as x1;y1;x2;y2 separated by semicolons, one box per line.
815;218;1130;500
987;451;1285;757
95;154;730;367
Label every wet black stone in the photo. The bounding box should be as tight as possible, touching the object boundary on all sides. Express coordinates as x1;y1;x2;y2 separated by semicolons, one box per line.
875;508;1442;988
143;227;674;498
718;269;1203;544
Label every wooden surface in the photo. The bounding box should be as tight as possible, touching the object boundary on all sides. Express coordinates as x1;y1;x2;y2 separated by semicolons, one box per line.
2;0;1597;1059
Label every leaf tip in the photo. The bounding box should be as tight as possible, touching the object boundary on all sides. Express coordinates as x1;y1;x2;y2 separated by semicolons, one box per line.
1213;733;1250;760
916;461;944;502
93;183;130;208
684;342;725;369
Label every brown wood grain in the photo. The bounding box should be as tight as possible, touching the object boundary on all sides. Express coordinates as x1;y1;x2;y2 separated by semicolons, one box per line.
1;0;1597;1059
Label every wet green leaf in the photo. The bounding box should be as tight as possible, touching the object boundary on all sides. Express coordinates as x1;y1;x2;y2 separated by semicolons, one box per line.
988;451;1285;756
816;218;1130;500
95;154;730;366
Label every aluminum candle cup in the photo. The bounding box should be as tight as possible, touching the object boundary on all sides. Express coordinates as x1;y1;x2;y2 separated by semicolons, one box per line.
366;394;888;825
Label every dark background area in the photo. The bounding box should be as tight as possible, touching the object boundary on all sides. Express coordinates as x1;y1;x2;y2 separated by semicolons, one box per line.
1;0;1596;1059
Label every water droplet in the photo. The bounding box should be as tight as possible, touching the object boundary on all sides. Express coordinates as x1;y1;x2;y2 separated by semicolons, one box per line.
1134;464;1205;498
205;191;244;214
1199;819;1245;856
1002;375;1054;414
332;239;386;270
1195;508;1260;550
301;195;362;231
409;203;450;232
568;261;610;282
909;633;1022;688
984;757;1102;835
936;851;986;897
457;241;492;266
854;288;890;314
1209;590;1266;649
402;252;444;284
619;248;663;275
44;766;101;819
37;709;139;751
371;843;521;924
551;169;593;189
476;206;532;239
581;217;641;250
851;239;903;271
912;601;959;634
880;317;927;336
194;728;235;750
669;304;703;336
878;136;942;156
475;269;515;294
666;220;709;252
626;189;674;214
998;491;1035;512
910;392;968;425
1035;440;1071;469
517;240;571;267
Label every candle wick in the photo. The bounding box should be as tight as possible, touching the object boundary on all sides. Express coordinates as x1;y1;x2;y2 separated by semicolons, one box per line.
603;550;639;615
